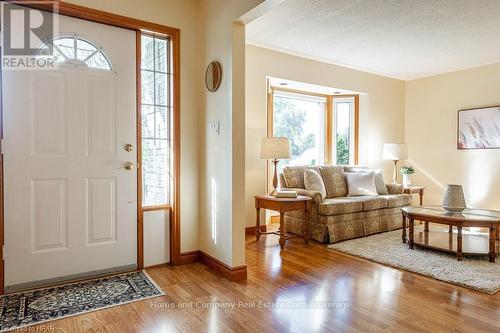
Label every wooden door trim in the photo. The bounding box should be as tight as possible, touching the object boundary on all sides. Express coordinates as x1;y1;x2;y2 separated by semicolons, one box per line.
135;31;144;270
0;51;4;294
1;0;182;293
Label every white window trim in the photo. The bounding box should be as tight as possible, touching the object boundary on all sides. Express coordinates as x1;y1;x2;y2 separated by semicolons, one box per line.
333;97;355;165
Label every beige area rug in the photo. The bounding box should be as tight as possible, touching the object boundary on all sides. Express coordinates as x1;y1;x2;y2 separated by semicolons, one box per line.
328;227;500;294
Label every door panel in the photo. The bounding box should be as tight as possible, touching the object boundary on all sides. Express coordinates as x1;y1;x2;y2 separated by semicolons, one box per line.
31;179;67;253
32;72;67;155
85;177;117;246
3;14;137;288
85;75;117;155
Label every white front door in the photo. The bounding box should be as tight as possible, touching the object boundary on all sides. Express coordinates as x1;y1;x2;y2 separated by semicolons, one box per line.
3;14;137;288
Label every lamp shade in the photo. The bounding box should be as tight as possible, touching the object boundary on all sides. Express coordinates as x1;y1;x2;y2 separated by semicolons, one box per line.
382;143;408;161
260;137;291;159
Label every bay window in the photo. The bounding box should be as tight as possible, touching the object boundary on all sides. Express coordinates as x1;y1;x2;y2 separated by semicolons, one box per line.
269;86;358;173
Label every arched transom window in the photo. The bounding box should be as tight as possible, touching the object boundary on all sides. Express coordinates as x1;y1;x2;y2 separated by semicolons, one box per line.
48;36;113;71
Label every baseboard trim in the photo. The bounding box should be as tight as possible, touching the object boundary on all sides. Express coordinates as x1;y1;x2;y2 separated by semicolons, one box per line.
245;225;267;236
178;250;201;265
199;251;247;282
178;250;247;281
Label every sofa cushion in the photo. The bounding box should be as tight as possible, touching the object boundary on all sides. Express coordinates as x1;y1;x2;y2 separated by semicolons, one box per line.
360;196;388;211
282;166;319;189
318;197;363;215
304;169;326;201
319;166;348;198
380;194;412;207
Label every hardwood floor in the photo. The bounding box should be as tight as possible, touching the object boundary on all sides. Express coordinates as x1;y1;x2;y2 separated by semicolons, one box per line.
22;234;500;332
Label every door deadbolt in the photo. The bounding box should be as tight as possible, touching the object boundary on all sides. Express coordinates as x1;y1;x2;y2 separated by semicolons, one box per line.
124;144;133;152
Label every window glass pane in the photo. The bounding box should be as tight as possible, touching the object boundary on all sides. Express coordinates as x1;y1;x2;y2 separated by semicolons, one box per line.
53;37;74;58
273;94;325;173
142;139;170;206
155;38;167;72
141;70;154;104
334;100;353;165
141;35;154;70
141;105;155;138
86;51;111;70
155;72;168;106
155;106;168;139
52;47;66;63
76;38;97;61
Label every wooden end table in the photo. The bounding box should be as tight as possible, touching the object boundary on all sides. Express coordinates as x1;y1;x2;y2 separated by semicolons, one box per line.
403;186;427;229
254;194;312;250
403;186;425;206
401;206;500;262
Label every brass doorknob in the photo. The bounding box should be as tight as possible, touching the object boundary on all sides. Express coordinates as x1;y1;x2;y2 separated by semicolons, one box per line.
123;161;134;170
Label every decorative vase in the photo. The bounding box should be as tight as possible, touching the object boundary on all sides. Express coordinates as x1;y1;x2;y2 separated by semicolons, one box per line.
402;174;412;187
443;185;466;213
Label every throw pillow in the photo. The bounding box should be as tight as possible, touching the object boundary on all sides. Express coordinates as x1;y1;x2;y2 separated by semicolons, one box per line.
304;169;326;201
345;167;389;195
346;172;378;196
373;169;389;195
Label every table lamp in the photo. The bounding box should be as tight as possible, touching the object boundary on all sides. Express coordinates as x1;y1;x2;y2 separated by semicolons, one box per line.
382;143;408;184
260;137;291;196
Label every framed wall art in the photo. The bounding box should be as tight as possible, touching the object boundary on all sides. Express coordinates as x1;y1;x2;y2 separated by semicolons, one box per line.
457;105;500;149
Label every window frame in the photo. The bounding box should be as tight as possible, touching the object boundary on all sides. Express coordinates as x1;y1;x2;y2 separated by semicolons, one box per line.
267;84;359;190
332;96;357;165
139;32;173;210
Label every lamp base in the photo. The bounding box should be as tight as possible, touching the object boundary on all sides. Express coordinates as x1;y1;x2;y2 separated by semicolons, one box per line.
270;159;279;197
392;160;399;184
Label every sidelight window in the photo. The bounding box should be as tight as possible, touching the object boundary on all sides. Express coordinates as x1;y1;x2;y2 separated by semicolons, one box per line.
140;34;172;207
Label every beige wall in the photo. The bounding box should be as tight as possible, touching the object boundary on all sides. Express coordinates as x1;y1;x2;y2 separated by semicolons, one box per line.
66;0;202;252
198;0;264;267
244;45;406;227
405;63;500;210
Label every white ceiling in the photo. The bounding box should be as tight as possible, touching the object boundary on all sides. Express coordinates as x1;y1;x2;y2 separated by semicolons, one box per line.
247;0;500;80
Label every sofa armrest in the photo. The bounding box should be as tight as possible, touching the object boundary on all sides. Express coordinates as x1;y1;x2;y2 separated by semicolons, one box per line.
386;184;404;194
282;187;323;204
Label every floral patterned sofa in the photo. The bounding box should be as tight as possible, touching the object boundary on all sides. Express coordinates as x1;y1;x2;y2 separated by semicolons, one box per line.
279;165;412;243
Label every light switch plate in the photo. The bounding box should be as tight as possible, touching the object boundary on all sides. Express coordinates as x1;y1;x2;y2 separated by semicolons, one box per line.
208;121;220;136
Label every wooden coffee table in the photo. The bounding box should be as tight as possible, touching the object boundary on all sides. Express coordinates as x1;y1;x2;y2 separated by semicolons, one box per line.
401;206;500;262
254;194;312;250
